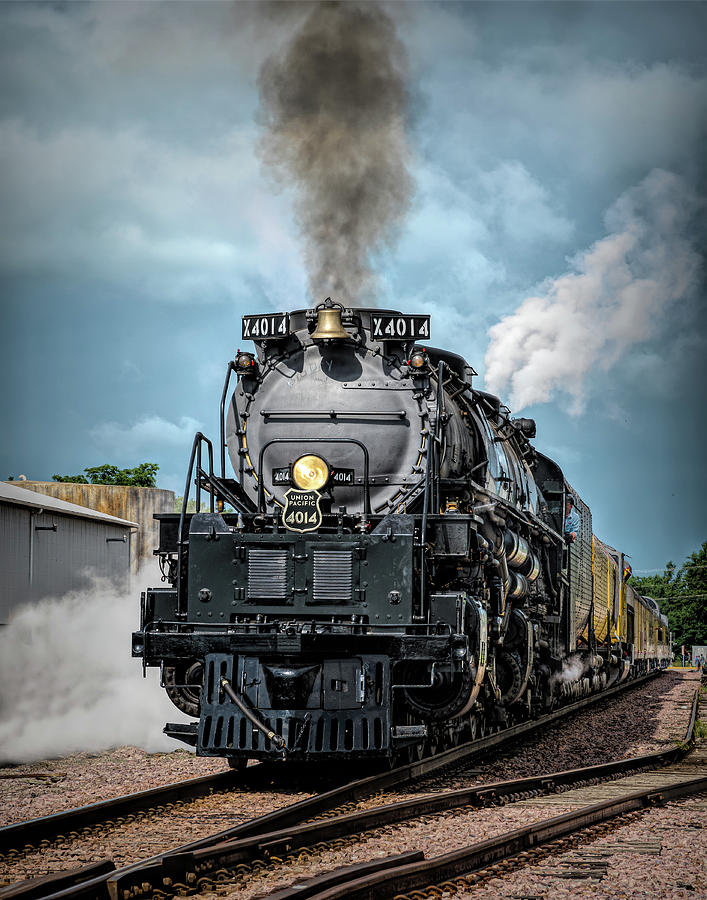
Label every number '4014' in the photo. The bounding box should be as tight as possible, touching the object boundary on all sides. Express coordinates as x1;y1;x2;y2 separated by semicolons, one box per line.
285;510;318;525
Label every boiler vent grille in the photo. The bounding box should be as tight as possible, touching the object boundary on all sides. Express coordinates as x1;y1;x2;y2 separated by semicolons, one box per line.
248;549;289;600
313;550;353;602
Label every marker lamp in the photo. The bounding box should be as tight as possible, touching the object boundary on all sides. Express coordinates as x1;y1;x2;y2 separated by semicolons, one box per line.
292;455;329;491
409;352;426;368
236;352;256;370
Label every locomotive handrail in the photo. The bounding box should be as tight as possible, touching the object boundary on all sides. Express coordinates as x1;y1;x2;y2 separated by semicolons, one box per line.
197;436;215;516
420;360;446;621
260;409;408;420
140;622;458;651
219;360;238;479
177;432;254;618
256;437;371;514
177;433;214;617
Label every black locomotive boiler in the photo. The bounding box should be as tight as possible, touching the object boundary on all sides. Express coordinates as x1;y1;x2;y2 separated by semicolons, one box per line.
133;301;671;765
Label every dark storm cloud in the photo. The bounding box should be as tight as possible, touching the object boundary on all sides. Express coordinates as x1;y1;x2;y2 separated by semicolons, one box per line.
0;2;311;309
1;0;706;575
257;1;414;304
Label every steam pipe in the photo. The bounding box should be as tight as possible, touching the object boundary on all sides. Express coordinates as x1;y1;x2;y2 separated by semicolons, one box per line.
220;677;287;751
488;508;507;527
498;550;510;606
481;518;510;617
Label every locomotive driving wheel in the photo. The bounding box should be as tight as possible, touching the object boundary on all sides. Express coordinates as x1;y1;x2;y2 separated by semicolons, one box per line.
398;660;474;722
496;651;524;705
163;661;204;718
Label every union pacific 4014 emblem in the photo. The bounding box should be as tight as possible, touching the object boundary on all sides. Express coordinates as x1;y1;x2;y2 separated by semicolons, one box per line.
282;489;322;532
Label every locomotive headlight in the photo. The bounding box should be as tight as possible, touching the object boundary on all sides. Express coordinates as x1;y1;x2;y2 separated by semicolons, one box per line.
292;455;329;491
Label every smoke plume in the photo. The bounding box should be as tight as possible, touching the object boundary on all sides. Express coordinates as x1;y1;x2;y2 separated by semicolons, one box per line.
258;1;414;304
484;169;702;413
0;563;185;764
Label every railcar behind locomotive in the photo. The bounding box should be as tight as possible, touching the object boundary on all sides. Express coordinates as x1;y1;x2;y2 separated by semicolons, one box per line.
133;302;671;764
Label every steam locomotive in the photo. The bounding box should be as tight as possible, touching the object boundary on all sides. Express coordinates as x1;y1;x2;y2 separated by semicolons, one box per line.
132;301;671;765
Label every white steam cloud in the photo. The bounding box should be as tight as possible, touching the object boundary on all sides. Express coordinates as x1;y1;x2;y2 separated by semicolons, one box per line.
0;563;186;764
549;654;588;690
484;169;701;413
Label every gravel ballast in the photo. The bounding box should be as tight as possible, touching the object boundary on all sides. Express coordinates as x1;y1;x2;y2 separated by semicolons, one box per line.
463;792;707;899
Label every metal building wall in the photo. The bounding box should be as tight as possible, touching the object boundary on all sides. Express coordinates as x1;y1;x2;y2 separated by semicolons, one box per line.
15;483;174;571
0;501;30;623
0;501;131;624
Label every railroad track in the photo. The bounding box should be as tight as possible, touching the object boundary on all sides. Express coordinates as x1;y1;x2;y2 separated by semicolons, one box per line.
0;670;686;899
0;670;662;859
0;770;244;858
256;691;702;900
265;760;707;900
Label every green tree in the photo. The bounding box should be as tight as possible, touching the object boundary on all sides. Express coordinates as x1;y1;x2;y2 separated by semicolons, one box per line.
174;495;202;513
129;463;160;487
632;542;707;650
83;465;122;484
53;463;159;488
173;495;235;514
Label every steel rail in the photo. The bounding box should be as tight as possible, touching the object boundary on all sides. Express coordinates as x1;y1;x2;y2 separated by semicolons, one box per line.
286;774;707;900
0;862;115;900
144;747;690;883
263;852;425;900
40;765;704;900
0;770;244;856
260;690;704;900
100;683;697;900
114;669;665;861
0;669;668;899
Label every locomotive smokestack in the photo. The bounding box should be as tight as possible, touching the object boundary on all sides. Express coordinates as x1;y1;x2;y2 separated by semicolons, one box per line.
258;1;414;305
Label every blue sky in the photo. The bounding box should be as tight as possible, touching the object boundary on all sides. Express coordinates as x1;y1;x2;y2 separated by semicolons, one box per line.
1;1;705;574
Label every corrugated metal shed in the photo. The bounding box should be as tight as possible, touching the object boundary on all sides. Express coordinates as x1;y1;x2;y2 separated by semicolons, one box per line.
14;482;173;568
0;483;138;625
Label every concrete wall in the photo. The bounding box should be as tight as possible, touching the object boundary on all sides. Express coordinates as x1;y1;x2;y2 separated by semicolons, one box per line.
0;500;131;624
15;483;174;571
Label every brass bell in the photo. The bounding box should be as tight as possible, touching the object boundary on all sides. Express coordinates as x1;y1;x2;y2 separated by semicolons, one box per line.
311;306;350;342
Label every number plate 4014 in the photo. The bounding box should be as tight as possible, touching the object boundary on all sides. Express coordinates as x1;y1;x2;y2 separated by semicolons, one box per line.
371;315;430;341
282;489;322;533
242;313;289;340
